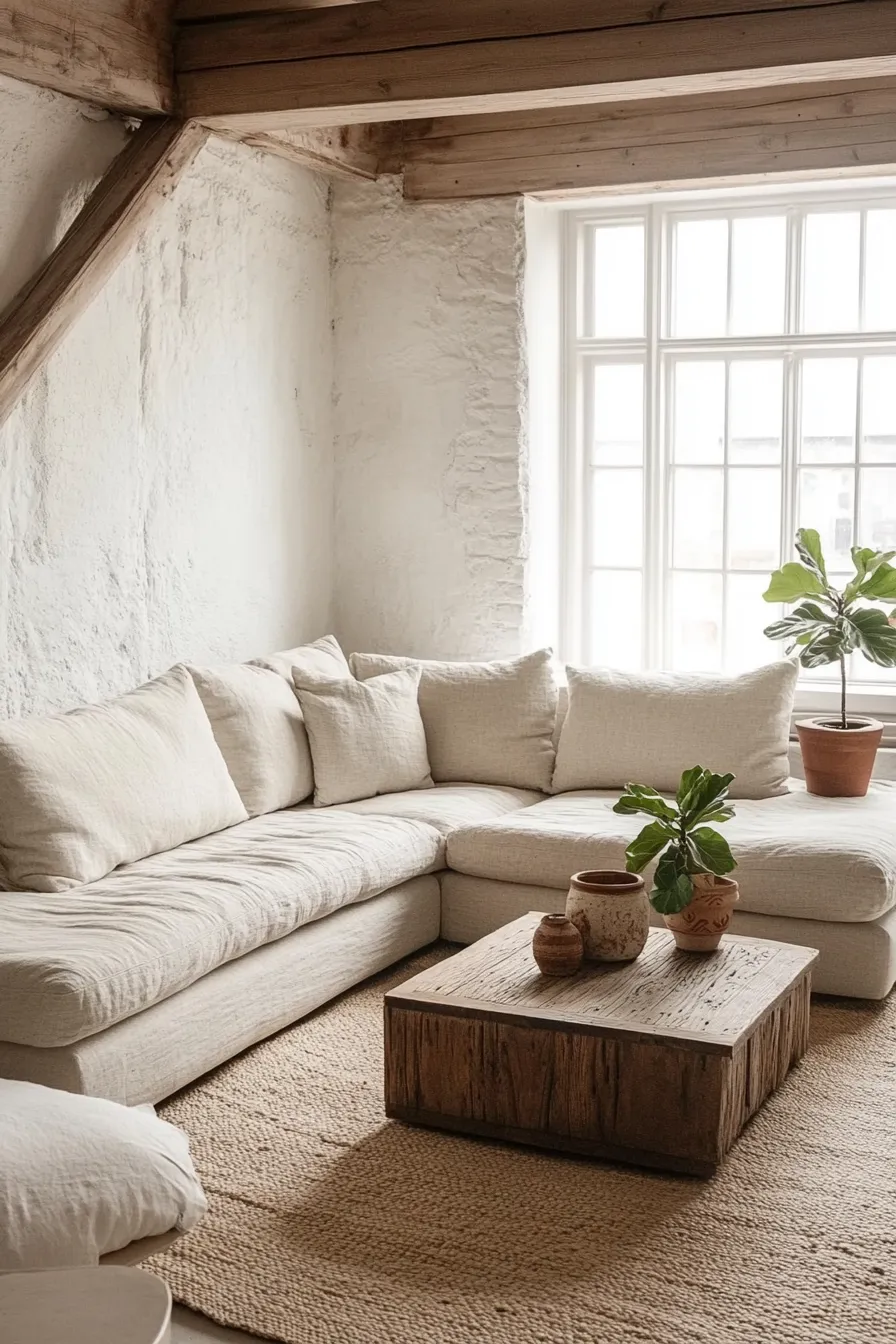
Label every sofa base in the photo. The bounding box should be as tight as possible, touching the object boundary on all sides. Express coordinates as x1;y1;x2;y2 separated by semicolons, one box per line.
0;878;441;1106
439;873;896;1000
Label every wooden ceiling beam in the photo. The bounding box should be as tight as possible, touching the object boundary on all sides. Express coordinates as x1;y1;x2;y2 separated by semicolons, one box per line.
209;123;383;179
0;119;208;427
176;1;896;131
396;80;896;200
178;0;378;19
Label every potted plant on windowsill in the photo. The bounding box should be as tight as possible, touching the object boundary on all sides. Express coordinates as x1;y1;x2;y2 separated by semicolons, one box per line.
762;528;896;797
613;767;738;952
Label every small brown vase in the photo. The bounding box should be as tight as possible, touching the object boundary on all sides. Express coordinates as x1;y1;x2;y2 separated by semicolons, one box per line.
796;716;883;798
532;914;584;977
664;874;739;952
565;870;650;963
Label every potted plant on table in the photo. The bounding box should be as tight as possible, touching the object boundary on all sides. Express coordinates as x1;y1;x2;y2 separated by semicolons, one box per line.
763;528;896;797
613;767;738;952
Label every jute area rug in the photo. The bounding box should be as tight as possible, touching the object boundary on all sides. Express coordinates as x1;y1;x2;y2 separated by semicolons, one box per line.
150;946;894;1344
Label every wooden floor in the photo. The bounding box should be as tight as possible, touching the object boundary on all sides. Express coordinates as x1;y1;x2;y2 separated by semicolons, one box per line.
171;1306;256;1343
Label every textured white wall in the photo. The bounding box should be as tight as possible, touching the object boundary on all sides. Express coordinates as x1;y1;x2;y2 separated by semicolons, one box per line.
0;76;333;718
331;176;528;661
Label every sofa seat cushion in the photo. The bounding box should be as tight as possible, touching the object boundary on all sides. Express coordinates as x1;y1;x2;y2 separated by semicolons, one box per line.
0;811;443;1050
325;783;545;836
447;783;896;925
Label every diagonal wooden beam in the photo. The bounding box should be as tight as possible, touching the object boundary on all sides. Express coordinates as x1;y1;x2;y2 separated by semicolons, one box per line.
0;119;209;429
209;123;384;179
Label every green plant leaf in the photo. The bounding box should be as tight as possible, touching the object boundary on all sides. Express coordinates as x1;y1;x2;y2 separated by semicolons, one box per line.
613;790;678;823
693;806;736;825
688;827;737;876
763;563;826;604
650;870;694;915
799;625;849;669
846;607;896;667
624;822;674;874
795;528;827;581
676;765;705;812
859;562;896;602
680;770;736;827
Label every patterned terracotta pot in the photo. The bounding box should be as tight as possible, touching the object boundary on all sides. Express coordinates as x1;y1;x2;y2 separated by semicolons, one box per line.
565;870;649;963
664;874;740;952
531;914;584;977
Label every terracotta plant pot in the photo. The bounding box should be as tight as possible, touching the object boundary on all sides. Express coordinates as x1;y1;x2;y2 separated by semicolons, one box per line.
531;914;584;977
663;874;739;953
565;870;650;963
796;716;883;798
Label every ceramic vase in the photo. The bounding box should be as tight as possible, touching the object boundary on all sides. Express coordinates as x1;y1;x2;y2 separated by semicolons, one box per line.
565;870;649;963
531;914;584;977
663;874;740;952
796;717;883;798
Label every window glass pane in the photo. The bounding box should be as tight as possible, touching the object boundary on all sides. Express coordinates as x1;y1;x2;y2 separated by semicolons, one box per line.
670;572;723;672
592;224;644;338
590;469;643;566
802;212;860;333
864;210;896;330
798;468;855;569
671;219;728;337
673;468;724;569
588;571;642;669
726;574;781;673
729;216;786;335
859;467;896;554
591;364;644;465
727;468;781;571
861;357;896;463
799;358;857;464
672;361;725;463
729;361;783;464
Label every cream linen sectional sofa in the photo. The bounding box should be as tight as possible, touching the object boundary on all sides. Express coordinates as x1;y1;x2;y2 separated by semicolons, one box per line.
0;639;894;1108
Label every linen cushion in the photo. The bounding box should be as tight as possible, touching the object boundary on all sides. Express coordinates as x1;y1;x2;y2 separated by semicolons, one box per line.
328;782;543;836
552;661;798;799
0;808;444;1048
446;785;896;923
188;662;313;816
293;667;434;807
0;666;248;893
252;634;350;683
0;1079;206;1269
350;649;557;792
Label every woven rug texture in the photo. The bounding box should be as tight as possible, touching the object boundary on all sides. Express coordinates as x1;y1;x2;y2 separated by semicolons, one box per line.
150;946;895;1344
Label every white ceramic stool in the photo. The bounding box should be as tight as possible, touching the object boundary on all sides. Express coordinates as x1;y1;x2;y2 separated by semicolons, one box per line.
0;1266;171;1344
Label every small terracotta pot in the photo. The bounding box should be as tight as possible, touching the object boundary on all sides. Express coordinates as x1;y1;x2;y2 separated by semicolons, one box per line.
663;874;739;952
532;914;584;977
796;716;883;798
565;870;650;963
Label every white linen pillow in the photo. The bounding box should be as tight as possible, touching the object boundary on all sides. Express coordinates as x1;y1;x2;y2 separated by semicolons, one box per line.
0;1079;206;1269
188;663;313;816
349;650;557;792
251;634;350;683
0;665;248;892
293;667;433;807
552;661;799;800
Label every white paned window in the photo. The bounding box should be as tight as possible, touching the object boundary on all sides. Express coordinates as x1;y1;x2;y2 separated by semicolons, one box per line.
560;188;896;716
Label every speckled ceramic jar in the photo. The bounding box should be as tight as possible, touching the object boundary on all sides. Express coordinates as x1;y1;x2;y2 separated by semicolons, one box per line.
565;870;650;963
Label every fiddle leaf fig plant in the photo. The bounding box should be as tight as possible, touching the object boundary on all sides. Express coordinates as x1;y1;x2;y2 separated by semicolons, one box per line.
763;528;896;729
613;767;737;915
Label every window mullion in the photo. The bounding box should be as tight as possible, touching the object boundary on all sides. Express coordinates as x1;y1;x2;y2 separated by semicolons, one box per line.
644;203;664;671
781;206;803;568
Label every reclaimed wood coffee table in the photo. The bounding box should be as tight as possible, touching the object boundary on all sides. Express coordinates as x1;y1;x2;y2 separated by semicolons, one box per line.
384;913;818;1175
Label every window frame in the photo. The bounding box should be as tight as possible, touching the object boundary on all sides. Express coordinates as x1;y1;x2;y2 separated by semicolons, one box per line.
559;182;896;738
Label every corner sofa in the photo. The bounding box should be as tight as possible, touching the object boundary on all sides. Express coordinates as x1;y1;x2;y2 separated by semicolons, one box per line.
0;639;893;1107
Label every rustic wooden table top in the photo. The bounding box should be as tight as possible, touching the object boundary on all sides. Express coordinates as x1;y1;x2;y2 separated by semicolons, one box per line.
387;913;819;1053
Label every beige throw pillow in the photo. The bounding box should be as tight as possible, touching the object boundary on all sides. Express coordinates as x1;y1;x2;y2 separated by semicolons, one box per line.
0;666;248;892
188;663;313;816
292;667;433;807
252;634;350;683
349;650;557;792
552;661;799;800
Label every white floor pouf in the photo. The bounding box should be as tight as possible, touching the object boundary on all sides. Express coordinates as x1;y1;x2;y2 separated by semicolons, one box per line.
0;1266;171;1344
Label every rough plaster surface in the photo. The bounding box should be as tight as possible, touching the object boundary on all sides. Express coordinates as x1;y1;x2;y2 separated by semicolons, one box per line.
332;176;528;661
0;76;333;719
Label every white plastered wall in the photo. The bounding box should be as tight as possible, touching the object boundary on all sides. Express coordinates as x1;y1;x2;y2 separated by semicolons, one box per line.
0;75;334;718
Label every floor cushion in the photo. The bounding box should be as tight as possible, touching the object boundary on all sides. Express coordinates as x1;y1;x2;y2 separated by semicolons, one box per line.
446;784;896;925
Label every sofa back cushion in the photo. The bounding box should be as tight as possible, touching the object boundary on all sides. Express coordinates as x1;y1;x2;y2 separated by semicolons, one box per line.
188;663;313;817
293;667;433;807
350;650;557;792
251;634;350;683
552;661;798;799
0;665;248;892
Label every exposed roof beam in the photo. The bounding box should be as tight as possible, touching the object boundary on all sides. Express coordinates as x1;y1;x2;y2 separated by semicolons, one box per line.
176;1;896;132
179;0;378;18
210;123;383;179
